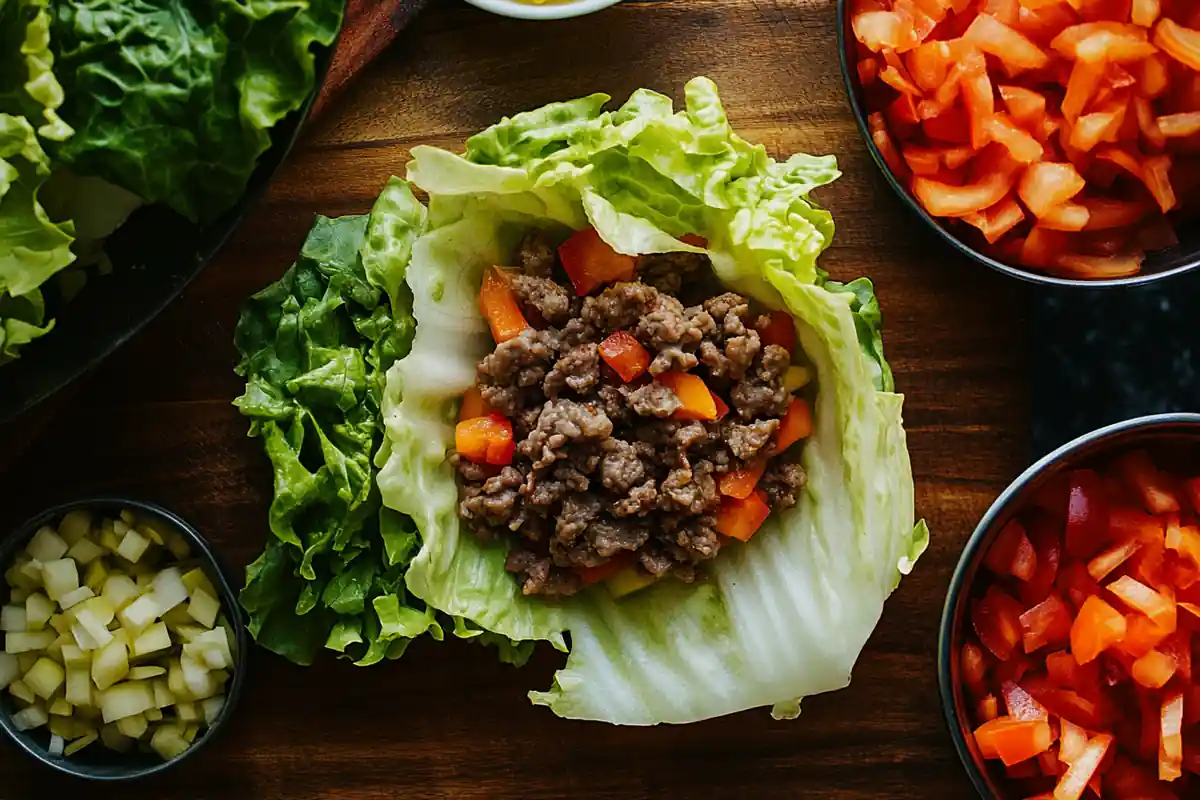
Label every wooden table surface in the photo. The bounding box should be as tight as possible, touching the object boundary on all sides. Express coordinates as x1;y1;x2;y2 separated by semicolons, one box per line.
0;1;1035;796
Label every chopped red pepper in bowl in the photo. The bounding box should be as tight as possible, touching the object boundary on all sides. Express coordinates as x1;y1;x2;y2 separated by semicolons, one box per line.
940;413;1200;799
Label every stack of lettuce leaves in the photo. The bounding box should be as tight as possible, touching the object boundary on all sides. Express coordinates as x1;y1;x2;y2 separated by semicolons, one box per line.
0;0;341;364
372;77;930;724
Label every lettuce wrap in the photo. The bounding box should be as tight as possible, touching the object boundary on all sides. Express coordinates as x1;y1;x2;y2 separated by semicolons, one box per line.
376;77;928;724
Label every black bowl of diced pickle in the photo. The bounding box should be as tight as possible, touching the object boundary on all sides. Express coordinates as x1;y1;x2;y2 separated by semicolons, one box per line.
0;499;247;780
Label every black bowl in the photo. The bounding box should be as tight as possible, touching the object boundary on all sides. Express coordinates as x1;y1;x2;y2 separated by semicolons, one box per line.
0;498;248;781
0;25;341;425
937;413;1200;798
835;0;1200;289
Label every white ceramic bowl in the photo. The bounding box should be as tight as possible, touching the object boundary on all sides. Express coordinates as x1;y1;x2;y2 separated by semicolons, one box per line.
463;0;622;20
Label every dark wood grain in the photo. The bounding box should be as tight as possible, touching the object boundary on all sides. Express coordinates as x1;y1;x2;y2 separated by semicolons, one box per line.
0;1;1033;797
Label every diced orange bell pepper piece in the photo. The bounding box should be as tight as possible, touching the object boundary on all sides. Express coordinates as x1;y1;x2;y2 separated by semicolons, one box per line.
775;397;813;452
974;586;1026;661
1119;613;1171;658
1019;163;1087;218
999;85;1048;126
973;716;1055;766
1160;691;1184;780
719;460;767;500
679;234;708;248
1131;648;1176;689
1116;450;1181;516
455;413;515;466
962;195;1026;244
1153;19;1200;72
1107;575;1177;633
1166;519;1200;568
658;372;718;421
557;227;637;297
715;490;771;542
1040;203;1091;232
1054;733;1112;800
458;387;493;422
964;14;1051;71
1020;594;1073;653
962;640;990;697
598;331;651;383
1071;595;1127;664
479;267;531;344
755;311;796;353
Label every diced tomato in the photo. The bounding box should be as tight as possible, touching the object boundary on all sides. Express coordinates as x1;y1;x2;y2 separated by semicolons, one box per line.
1153;19;1200;72
775;397;813;452
558;227;637;296
1020;162;1088;218
974;716;1056;765
914;165;1018;216
1115;450;1181;516
711;391;730;421
986;519;1038;579
1064;469;1112;560
679;234;708;248
755;311;796;353
1071;595;1128;664
1131;648;1176;689
1062;60;1107;125
1054;253;1145;279
1158;629;1190;680
598;331;651;383
715;490;771;543
962;639;991;697
718;460;767;500
964;13;1051;70
1020;594;1074;653
1024;680;1103;729
1134;96;1168;151
974;585;1027;660
1020;516;1063;606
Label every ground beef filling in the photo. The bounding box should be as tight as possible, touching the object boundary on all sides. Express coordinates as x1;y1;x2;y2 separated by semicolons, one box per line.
454;232;809;597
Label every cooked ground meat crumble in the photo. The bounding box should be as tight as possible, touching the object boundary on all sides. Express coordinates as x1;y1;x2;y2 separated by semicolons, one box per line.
454;231;810;597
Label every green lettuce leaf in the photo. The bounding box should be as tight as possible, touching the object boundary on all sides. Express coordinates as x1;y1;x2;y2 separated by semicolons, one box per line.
377;77;924;723
49;0;342;223
234;181;431;666
0;0;75;363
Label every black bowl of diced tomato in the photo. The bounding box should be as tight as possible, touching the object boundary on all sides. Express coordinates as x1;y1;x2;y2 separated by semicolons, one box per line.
837;0;1200;286
939;413;1200;799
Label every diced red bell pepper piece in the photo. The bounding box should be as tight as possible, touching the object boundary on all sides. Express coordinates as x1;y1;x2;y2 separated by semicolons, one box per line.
755;311;795;353
1065;469;1110;560
1071;595;1127;664
985;519;1036;580
598;331;651;383
479;267;531;344
974;716;1055;765
715;489;771;543
974;585;1026;661
922;107;972;143
1081;198;1151;231
558;227;637;296
455;413;515;466
1020;593;1073;653
984;114;1044;164
718;460;766;500
775;397;813;452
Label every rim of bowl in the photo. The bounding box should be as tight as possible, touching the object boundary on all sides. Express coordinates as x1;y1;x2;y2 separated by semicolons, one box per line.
833;0;1200;290
937;412;1200;798
0;498;248;781
462;0;622;20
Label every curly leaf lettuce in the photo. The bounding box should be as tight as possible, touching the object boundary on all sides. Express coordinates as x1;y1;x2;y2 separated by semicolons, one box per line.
235;178;435;666
378;78;926;723
50;0;342;224
0;0;75;363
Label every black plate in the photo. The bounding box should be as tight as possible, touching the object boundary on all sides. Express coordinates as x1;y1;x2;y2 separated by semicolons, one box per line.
0;29;341;425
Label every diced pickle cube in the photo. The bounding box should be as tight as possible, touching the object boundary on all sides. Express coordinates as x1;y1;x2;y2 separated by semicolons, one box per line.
41;559;79;602
24;657;65;699
74;608;113;648
99;681;155;723
150;568;188;614
0;652;19;690
57;510;92;547
201;696;225;725
101;575;139;611
65;667;91;705
48;734;64;756
91;640;129;691
1;605;27;632
48;698;72;716
12;704;48;731
6;630;56;654
131;623;171;658
60;644;89;668
8;678;35;705
116;529;150;564
100;724;132;753
83;560;108;593
115;712;147;739
63;731;98;756
152;679;175;709
65;538;104;566
57;586;94;611
150;724;190;760
118;595;160;633
24;593;54;630
144;706;163;722
26;527;68;562
186;589;220;630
